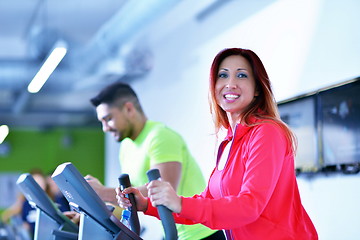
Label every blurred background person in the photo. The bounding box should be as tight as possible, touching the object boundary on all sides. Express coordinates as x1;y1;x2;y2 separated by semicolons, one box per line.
1;168;70;238
46;170;70;213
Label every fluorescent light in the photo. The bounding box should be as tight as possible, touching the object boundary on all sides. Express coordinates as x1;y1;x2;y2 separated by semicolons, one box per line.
28;44;67;93
0;125;9;144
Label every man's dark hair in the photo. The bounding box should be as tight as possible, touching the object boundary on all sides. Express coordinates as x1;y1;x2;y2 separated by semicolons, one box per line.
90;82;143;112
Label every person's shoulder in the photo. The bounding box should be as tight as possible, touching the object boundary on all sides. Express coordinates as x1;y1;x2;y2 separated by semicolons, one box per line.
148;120;179;135
147;121;184;142
251;119;284;136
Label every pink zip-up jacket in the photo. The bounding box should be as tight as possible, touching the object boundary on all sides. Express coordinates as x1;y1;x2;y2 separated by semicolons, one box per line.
145;118;318;240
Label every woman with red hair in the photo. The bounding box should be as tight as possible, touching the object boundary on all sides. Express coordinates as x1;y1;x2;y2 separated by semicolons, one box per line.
117;48;318;240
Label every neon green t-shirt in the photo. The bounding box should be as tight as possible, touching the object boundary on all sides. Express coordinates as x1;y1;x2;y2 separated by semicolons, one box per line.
120;120;216;240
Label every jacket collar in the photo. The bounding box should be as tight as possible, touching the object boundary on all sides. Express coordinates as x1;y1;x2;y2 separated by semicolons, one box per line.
224;116;260;141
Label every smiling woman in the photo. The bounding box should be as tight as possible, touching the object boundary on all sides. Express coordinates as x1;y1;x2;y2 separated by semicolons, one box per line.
117;48;318;240
215;55;259;128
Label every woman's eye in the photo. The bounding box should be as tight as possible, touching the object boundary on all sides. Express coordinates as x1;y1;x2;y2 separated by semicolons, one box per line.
237;73;248;78
218;72;228;78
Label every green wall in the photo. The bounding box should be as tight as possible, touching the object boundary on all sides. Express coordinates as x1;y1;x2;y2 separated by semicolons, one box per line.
0;127;105;181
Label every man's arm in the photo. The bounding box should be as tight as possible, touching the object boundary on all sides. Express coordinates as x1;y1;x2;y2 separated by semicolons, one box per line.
86;161;182;202
138;161;182;197
85;174;117;204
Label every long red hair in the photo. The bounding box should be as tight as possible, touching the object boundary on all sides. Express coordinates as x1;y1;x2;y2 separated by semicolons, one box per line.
208;48;296;154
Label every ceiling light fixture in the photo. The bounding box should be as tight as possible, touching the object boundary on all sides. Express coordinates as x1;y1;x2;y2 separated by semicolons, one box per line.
0;125;9;144
28;40;67;93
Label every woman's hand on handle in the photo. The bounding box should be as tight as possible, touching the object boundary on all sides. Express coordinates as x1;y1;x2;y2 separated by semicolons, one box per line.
115;186;148;212
147;180;182;213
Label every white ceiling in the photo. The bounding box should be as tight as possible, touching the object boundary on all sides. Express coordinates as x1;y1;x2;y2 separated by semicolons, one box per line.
1;0;247;129
5;0;351;129
0;0;191;128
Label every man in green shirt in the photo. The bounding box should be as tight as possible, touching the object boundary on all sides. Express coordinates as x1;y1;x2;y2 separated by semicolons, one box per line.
87;82;224;240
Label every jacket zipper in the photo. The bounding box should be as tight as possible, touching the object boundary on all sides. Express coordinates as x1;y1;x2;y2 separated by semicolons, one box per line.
220;124;238;240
